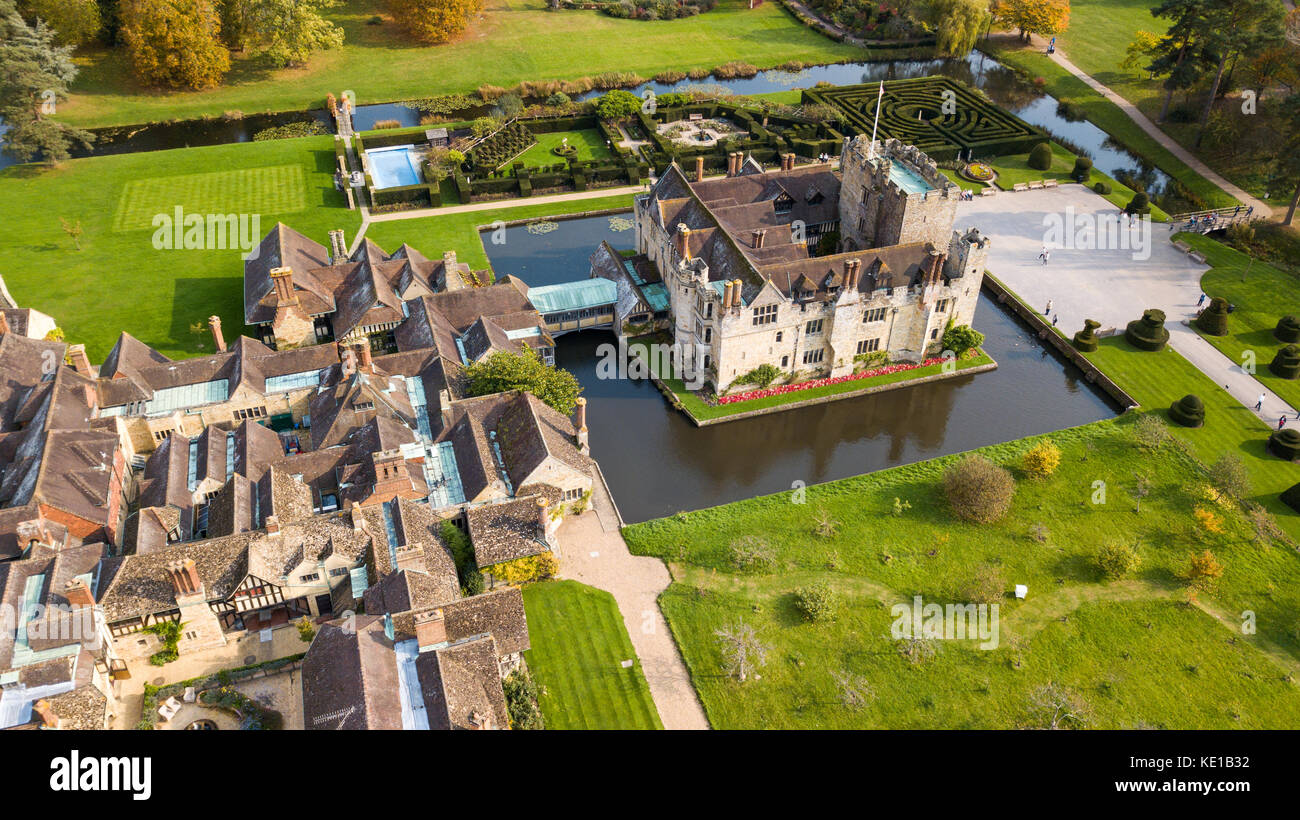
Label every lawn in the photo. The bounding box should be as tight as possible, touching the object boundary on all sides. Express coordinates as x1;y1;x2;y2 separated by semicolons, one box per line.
517;129;615;168
989;141;1170;220
0;135;357;361
362;192;636;270
624;418;1300;728
1184;232;1300;410
985;42;1238;210
60;0;860;129
521;580;663;729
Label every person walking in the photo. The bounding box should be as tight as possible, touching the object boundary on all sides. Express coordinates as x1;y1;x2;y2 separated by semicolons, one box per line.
1044;299;1052;316
1279;416;1288;431
1256;392;1266;411
1052;313;1059;326
1197;293;1206;307
1042;248;1050;265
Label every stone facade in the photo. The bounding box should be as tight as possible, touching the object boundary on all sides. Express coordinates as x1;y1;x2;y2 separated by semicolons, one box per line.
633;138;990;393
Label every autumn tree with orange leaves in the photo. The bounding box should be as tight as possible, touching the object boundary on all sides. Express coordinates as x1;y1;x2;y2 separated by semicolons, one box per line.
994;0;1070;42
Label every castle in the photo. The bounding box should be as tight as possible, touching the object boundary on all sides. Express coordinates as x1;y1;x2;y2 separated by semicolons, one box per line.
630;137;991;393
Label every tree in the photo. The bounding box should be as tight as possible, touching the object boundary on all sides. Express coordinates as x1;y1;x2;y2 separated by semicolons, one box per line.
1095;540;1141;579
921;0;990;57
59;216;81;249
594;89;641;121
1191;0;1286;147
1127;472;1151;512
791;582;836;622
1184;548;1225;591
1147;0;1218;123
1207;453;1251;500
20;0;100;45
1120;30;1162;76
996;0;1070;42
715;621;768;682
120;0;230;90
237;0;343;67
943;454;1016;523
0;0;93;162
462;348;582;415
387;0;483;45
1027;682;1090;729
942;323;984;355
1272;92;1300;226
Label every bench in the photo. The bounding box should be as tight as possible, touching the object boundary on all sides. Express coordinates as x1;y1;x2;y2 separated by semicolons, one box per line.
1012;183;1029;192
1027;180;1045;190
1172;240;1191;253
1042;179;1058;188
1189;251;1207;264
980;186;997;196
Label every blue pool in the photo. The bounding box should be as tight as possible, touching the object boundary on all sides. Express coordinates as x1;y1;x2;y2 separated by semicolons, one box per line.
366;145;421;189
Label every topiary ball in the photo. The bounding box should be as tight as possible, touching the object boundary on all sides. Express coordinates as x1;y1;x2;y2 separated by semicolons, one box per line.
1275;315;1300;343
1196;297;1230;336
1027;142;1052;171
1071;156;1093;183
1072;318;1101;352
1268;428;1300;461
1280;482;1300;513
1093;181;1111;195
1168;394;1205;428
1124;191;1151;216
1269;344;1300;379
1125;308;1169;351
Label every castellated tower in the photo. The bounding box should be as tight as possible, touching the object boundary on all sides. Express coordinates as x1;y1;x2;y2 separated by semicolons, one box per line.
838;136;961;253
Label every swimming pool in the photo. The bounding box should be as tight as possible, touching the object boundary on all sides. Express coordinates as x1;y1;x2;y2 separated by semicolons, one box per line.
366;145;421;189
889;161;933;194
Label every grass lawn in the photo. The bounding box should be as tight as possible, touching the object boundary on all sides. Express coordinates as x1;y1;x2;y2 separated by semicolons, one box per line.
0;135;357;361
634;337;996;422
1183;233;1300;410
362;192;635;270
624;418;1300;728
990;141;1170;220
521;580;663;729
60;0;860;129
985;42;1237;210
517;129;615;168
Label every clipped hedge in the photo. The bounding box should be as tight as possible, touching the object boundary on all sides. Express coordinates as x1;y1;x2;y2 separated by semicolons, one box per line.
1168;394;1205;428
1125;309;1170;352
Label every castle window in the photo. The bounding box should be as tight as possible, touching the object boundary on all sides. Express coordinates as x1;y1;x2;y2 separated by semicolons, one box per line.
863;307;887;323
775;331;783;342
704;328;712;344
300;573;320;583
805;319;823;335
781;355;789;367
930;328;940;340
857;338;880;354
935;298;952;313
802;349;824;365
705;301;713;319
753;304;778;326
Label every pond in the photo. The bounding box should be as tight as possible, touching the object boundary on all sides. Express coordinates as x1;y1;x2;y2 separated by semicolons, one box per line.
4;51;1170;196
482;214;1120;523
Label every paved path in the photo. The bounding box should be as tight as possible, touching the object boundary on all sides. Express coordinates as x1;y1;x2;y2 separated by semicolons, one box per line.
554;477;710;730
1026;34;1272;217
959;185;1298;424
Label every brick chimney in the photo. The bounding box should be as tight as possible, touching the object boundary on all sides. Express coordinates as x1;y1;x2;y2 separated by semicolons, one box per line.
395;543;428;574
166;558;202;597
781;153;796;172
694;155;705;182
269;267;297;305
573;396;587;432
0;311;9;337
414;608;447;650
328;229;348;263
66;344;92;377
353;340;373;371
371;450;410;498
536;497;551;537
674;224;692;262
750;229;766;249
265;514;281;535
208;315;226;353
845;259;861;289
31;699;60;729
722;280;734;308
16;516;53;550
64;579;95;608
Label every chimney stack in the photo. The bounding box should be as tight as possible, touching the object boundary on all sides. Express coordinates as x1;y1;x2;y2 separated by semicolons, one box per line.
781;153;796;172
414;609;447;650
208;315;226;353
66;344;92;377
265;514;281;535
723;280;735;308
328;229;348;263
269;267;297;305
351;340;373;371
845;259;861;289
731;279;743;308
750;229;766;249
573;396;587;432
727;152;741;177
339;344;357;378
536;497;551;536
694;155;705;182
674;224;692;262
577;425;589;455
0;311;9;337
64;579;95;608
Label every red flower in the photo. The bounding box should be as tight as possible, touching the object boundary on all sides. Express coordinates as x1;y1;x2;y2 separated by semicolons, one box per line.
715;352;975;405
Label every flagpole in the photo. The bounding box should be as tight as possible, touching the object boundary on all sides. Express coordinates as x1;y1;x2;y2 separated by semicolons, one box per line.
868;81;883;159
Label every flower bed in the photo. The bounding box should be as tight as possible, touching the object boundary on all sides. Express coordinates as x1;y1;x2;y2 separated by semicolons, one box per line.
716;351;975;405
962;161;996;182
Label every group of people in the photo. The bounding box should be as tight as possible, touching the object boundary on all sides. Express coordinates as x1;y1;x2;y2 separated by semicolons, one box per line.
1178;205;1253;233
959;188;977;201
817;152;833;164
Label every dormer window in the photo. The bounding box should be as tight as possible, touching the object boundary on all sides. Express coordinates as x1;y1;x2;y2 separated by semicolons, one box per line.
774;193;793;215
804;187;823;205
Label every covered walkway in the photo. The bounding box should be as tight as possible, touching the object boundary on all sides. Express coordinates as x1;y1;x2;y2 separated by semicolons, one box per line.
528;279;618;336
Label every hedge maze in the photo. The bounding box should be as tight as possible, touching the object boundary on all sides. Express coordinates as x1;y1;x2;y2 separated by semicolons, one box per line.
802;77;1045;161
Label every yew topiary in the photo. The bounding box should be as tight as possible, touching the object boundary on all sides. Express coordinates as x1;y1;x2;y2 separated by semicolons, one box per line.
1196;297;1230;336
1072;318;1101;352
1269;345;1300;379
1125;309;1169;351
1168;394;1205;428
1274;315;1300;343
1267;428;1300;461
1027;142;1052;171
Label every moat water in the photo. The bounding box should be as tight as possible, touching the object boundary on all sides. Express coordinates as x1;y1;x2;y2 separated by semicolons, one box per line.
483;214;1120;523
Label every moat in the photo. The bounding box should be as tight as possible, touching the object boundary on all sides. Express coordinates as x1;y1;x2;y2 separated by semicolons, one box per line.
484;214;1120;523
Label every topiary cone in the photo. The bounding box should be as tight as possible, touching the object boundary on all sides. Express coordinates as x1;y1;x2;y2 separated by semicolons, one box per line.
1275;315;1300;344
1269;344;1300;379
1196;297;1230;336
1072;318;1101;352
1168;394;1204;428
1125;308;1169;351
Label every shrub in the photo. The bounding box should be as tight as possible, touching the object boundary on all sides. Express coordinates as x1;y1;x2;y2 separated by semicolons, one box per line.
1132;413;1170;449
1183;549;1224;591
1027;142;1052;171
1168;394;1205;427
1071;318;1101;352
1124;191;1151;215
943;454;1016;523
1196;297;1230;336
1194;506;1224;534
736;363;782;389
792;582;837;622
296;616;316;643
502;667;545;730
1274;315;1300;343
1092;180;1111;195
1267;428;1300;461
960;563;1007;605
594;89;642;120
545;91;571;107
1208;453;1251;500
1095;541;1140;579
1124;308;1169;351
1070;155;1092;182
1269;344;1300;379
487;551;559;586
729;535;776;572
1021;440;1061;479
942;323;984;356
